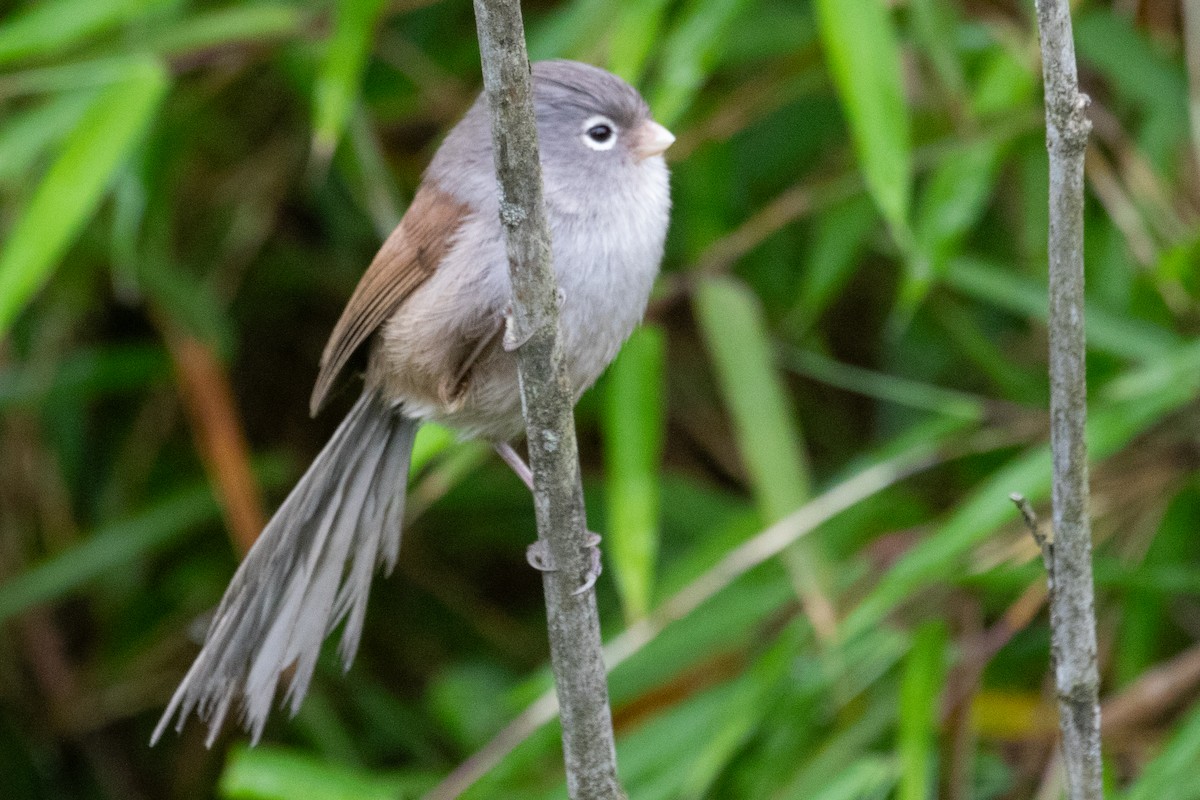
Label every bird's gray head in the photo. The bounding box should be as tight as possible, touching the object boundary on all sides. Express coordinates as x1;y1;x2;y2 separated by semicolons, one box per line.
428;60;673;218
530;61;674;188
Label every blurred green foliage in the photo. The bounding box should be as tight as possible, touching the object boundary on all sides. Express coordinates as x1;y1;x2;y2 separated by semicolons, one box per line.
1;0;1199;798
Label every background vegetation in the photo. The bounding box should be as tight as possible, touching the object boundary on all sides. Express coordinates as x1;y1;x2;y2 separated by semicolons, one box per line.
1;0;1198;798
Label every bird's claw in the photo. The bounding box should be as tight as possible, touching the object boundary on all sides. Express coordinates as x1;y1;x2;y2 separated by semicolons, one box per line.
526;540;555;571
502;291;566;352
502;304;533;352
524;532;603;595
573;532;602;595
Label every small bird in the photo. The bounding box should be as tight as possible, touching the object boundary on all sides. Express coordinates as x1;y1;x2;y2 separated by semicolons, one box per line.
153;60;674;745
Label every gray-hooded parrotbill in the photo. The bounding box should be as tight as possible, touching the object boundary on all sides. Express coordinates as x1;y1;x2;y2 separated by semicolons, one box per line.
153;60;674;745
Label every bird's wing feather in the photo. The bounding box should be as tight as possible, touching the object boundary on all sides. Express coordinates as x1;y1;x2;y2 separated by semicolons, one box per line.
310;183;471;415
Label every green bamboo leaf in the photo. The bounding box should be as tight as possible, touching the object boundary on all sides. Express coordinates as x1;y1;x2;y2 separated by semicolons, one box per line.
0;344;169;410
410;423;458;475
804;758;897;800
0;0;155;66
845;341;1200;641
694;277;810;521
1113;482;1200;687
813;0;912;240
909;0;965;98
786;194;876;331
220;745;436;800
311;0;386;162
778;693;899;799
779;347;985;422
0;58;168;337
944;257;1181;362
0;91;92;186
603;325;666;621
1124;702;1200;800
914;144;1004;274
0;55;145;98
144;4;304;56
608;0;672;84
527;0;607;60
650;0;752;127
0;484;216;623
897;621;948;800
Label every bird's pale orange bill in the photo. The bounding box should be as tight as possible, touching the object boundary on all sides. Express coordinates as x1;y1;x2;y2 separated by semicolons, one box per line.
633;120;675;160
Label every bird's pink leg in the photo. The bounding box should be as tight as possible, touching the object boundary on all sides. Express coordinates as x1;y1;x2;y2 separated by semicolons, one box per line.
493;442;602;594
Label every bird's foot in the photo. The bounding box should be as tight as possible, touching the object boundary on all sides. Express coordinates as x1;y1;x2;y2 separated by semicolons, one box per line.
502;304;533;352
502;291;565;352
525;532;603;595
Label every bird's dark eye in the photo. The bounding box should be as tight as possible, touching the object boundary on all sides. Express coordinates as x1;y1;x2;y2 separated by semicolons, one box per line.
587;124;613;143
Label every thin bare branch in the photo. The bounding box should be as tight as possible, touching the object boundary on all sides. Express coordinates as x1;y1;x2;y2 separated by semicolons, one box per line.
1009;492;1052;570
468;2;623;798
1033;1;1103;798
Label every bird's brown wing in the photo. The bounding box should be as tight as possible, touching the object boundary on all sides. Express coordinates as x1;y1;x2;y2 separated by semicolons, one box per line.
310;183;471;416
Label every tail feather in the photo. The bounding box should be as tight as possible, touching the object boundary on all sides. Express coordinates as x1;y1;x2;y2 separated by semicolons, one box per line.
331;410;415;664
152;392;418;746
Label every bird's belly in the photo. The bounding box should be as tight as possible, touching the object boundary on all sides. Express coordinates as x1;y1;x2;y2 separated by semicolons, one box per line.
375;185;666;442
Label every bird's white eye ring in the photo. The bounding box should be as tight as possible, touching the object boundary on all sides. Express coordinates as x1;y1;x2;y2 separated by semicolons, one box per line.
581;115;618;150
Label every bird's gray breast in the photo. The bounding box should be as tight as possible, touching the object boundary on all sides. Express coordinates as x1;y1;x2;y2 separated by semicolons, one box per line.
549;157;670;396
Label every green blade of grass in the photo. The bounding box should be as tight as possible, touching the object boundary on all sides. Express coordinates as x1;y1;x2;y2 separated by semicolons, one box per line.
0;458;289;624
778;685;899;799
785;195;877;334
779;346;986;421
602;325;666;621
608;0;672;84
144;3;305;56
931;297;1046;404
0;0;154;67
813;0;911;243
649;0;752;127
334;107;404;237
0;57;168;337
527;0;609;60
1124;702;1200;800
0;91;93;186
0;484;216;624
944;257;1180;362
845;341;1200;641
679;624;798;797
220;745;437;800
909;0;965;97
1114;482;1200;686
410;423;458;475
694;276;837;632
0;344;169;410
693;277;811;520
0;55;149;98
897;621;948;800
805;757;898;800
311;0;386;163
914;144;1004;276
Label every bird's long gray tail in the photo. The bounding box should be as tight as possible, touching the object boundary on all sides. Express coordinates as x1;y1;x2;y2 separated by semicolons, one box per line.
152;391;418;746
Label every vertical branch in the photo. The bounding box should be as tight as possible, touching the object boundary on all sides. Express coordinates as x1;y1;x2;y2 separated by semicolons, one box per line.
469;2;625;799
1032;2;1103;799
